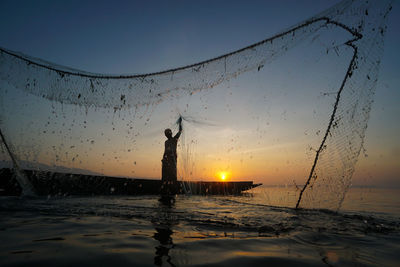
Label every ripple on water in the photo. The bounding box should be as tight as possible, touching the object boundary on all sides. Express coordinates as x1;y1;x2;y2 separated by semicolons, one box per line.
0;194;399;266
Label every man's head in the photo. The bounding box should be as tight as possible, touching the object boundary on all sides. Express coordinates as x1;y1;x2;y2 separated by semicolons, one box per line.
164;128;172;138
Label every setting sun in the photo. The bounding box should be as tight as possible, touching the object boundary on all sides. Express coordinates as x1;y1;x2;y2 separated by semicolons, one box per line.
218;172;228;181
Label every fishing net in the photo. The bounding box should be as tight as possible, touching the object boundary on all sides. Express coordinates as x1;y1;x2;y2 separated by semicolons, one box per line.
0;0;392;210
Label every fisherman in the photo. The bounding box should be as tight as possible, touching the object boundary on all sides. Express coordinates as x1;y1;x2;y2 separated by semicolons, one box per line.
162;117;182;183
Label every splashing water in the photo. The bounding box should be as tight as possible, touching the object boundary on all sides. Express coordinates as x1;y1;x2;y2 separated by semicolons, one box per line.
0;0;393;209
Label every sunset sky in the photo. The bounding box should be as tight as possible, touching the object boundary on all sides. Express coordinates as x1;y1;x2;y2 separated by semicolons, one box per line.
0;0;399;187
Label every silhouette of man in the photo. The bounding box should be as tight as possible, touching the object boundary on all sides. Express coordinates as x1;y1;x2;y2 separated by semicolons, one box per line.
162;117;182;182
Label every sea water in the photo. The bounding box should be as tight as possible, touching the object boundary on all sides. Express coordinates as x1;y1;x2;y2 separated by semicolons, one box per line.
0;186;399;266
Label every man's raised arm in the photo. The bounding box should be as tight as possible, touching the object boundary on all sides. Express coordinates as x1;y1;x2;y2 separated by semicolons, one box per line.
174;117;183;139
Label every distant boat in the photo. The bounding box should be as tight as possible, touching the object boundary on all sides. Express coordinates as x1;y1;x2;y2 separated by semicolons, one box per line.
0;168;261;196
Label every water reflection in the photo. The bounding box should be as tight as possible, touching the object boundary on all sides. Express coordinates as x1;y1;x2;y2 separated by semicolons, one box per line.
153;195;178;267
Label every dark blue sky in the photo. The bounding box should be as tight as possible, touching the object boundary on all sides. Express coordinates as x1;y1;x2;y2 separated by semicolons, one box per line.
4;0;392;74
1;0;398;73
0;0;399;185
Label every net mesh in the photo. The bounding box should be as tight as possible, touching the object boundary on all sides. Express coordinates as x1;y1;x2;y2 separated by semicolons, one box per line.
0;0;392;210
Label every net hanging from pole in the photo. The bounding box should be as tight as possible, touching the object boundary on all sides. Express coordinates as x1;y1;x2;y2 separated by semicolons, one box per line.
0;0;392;210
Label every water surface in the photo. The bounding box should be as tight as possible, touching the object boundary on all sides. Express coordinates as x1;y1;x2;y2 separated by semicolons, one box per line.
0;187;399;266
